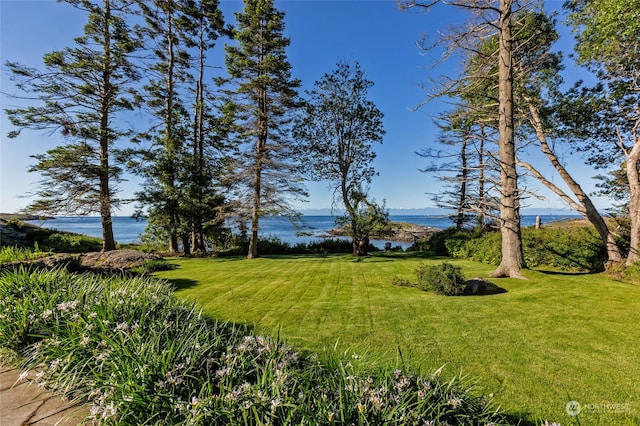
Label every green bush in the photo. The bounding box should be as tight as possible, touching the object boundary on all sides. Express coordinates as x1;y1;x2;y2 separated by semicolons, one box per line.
416;262;467;296
620;263;640;284
41;232;102;253
216;237;375;256
415;223;607;272
0;267;506;425
129;259;175;274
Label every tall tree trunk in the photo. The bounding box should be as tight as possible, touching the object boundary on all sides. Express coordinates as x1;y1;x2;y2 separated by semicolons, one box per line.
476;132;486;230
491;0;525;278
192;21;206;253
248;162;261;259
248;84;268;259
99;0;116;252
625;124;640;264
456;134;468;230
525;102;624;268
166;5;179;253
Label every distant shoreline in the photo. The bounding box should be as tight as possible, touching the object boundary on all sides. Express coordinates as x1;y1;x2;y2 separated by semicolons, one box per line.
0;213;54;221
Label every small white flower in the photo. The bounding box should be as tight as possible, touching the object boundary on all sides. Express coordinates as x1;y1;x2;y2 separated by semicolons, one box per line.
80;335;90;348
17;370;29;382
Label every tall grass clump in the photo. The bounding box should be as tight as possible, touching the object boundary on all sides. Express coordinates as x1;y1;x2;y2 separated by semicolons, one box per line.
0;267;508;425
0;244;50;263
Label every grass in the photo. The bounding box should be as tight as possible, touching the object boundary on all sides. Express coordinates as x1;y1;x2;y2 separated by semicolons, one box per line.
0;244;51;262
0;267;503;425
156;252;640;425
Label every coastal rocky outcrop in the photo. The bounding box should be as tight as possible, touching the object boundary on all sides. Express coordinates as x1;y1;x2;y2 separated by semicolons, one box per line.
327;223;440;243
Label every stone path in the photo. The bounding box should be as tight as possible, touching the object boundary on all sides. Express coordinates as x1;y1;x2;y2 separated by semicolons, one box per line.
0;365;86;425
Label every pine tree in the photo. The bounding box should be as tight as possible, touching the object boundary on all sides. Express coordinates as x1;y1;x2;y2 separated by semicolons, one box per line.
135;0;197;253
184;0;227;253
222;0;305;259
5;0;140;251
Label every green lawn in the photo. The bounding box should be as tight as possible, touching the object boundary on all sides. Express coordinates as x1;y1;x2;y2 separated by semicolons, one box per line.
156;252;640;425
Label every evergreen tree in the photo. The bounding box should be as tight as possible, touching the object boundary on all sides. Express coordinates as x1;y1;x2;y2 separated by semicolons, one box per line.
135;0;198;253
222;0;305;259
421;108;499;231
184;0;227;253
399;0;525;277
5;0;140;251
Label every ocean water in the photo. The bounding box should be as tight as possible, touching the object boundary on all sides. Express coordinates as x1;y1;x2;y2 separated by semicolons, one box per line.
26;214;579;249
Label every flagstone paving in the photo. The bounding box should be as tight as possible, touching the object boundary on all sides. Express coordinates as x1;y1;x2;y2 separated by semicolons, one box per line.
0;365;86;425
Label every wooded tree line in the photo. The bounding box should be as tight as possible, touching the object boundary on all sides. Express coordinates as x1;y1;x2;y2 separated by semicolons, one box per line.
5;0;639;275
5;0;384;258
401;0;639;277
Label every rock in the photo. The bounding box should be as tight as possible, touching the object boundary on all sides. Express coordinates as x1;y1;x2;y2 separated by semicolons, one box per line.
1;250;163;274
326;223;441;242
79;249;163;271
463;278;507;296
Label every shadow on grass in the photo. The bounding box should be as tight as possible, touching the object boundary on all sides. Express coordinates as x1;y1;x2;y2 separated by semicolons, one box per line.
258;251;451;261
534;269;594;276
501;412;538;426
166;278;199;290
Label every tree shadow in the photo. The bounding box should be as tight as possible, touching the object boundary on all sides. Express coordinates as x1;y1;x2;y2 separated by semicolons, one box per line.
534;269;594;276
166;278;199;291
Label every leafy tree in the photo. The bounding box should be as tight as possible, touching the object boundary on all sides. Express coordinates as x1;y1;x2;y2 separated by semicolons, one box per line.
293;61;387;256
564;0;640;264
5;0;140;251
222;0;305;259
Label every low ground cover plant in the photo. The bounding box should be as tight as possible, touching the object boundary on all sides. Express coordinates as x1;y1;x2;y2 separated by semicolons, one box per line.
0;266;506;425
0;244;51;263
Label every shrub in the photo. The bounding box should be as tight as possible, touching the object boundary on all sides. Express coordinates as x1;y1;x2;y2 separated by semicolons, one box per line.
0;267;506;425
41;232;102;253
414;223;607;272
215;237;375;256
129;259;175;274
620;262;640;284
416;262;467;296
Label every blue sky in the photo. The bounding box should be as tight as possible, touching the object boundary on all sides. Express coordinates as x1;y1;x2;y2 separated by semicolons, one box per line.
1;0;603;216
